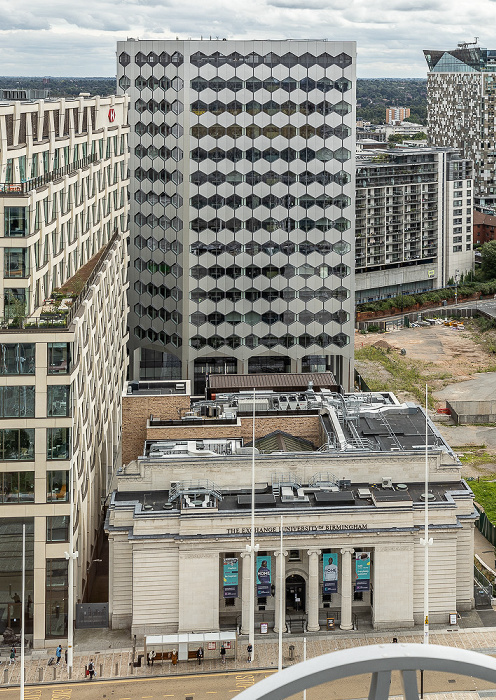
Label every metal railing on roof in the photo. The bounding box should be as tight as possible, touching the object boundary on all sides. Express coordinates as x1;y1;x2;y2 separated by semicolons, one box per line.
0;154;98;196
168;480;222;504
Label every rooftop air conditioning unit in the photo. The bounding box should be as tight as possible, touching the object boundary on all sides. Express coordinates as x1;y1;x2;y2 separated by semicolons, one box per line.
382;477;393;489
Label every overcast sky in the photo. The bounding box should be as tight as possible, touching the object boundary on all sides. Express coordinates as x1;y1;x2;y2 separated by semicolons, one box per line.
0;0;490;78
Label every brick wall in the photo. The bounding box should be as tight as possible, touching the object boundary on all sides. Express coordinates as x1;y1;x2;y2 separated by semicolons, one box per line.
122;394;191;464
144;415;323;450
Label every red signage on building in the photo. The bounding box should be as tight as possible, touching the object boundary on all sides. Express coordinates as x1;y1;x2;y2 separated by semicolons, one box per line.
108;108;116;123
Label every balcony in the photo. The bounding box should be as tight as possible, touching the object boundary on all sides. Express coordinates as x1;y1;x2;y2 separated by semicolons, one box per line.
0;231;119;331
0;154;98;196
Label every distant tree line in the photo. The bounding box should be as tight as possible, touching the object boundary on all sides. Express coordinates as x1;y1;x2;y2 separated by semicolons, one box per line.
0;76;116;97
357;78;427;125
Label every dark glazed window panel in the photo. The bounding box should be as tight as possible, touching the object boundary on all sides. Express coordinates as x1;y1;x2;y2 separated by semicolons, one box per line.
226;335;242;349
208;336;224;349
46;470;69;501
226;266;242;279
246;194;261;209
264;147;280;163
281;101;297;116
246;101;262;116
191;125;208;139
190;265;207;279
246;147;262;163
246;78;263;92
226;125;243;139
208;312;224;326
0;386;35;418
299;101;315;116
226;148;243;162
208;171;226;186
263;100;279;116
0;343;35;375
226;289;242;302
191;101;207;116
119;52;130;65
333;333;350;347
47;428;71;460
227;77;243;92
226;171;242;185
334;52;352;68
300;77;316;92
245;288;261;302
227;101;243;116
46;516;69;542
334;124;352;139
226;194;242;209
210;77;225;92
0;472;35;502
47;386;70;417
281;77;297;92
334;101;352;116
0;428;34;460
246;171;262;185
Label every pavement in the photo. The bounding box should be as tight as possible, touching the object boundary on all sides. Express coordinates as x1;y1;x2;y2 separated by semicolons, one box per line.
5;624;496;687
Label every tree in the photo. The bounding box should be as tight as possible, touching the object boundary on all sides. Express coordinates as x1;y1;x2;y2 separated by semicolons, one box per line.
388;134;404;143
480;240;496;278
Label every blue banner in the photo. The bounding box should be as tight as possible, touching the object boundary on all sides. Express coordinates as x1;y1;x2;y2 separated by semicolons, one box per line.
323;552;338;594
223;558;238;598
355;552;370;591
256;556;272;596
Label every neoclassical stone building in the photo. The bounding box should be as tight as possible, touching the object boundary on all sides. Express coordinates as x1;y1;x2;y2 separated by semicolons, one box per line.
107;387;475;636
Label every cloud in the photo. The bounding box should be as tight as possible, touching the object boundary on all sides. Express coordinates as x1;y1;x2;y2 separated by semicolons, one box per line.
0;0;494;77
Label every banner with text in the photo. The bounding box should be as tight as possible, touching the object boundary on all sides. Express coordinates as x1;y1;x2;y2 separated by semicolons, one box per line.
223;558;239;598
355;551;371;591
256;556;272;596
323;552;339;594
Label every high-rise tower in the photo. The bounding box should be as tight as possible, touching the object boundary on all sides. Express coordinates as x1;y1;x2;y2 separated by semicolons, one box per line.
118;40;356;393
424;42;496;207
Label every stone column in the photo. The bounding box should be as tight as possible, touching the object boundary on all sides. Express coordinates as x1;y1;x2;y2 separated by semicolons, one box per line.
240;551;252;635
340;547;355;631
307;548;322;632
274;550;288;633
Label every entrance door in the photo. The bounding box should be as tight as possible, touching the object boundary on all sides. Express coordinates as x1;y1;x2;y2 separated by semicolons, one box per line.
286;574;306;613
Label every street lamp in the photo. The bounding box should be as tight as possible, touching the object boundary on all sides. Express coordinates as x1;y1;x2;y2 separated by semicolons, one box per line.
64;464;78;675
454;270;460;306
246;389;259;660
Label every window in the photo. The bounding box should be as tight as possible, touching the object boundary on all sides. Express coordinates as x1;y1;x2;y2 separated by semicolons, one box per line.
0;429;34;460
0;472;34;502
46;471;69;501
47;386;71;417
289;550;300;561
47;428;71;460
0;386;34;417
4;207;28;237
46;516;70;542
47;343;71;374
4;249;29;278
46;559;68;637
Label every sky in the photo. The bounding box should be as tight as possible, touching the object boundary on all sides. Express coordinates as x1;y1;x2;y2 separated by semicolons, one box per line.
0;0;492;78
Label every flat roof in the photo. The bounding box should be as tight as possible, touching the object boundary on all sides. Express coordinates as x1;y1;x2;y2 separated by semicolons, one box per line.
208;372;339;392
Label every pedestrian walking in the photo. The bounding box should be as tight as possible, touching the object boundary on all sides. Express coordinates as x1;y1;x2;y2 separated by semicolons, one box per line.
9;647;15;665
64;649;68;664
88;659;95;680
56;645;62;665
247;644;253;663
220;644;226;664
196;647;204;665
148;650;156;666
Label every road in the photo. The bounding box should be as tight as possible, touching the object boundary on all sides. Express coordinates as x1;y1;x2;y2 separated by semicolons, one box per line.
1;665;496;700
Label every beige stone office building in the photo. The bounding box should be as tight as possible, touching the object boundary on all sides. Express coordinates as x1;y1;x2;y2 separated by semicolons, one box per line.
107;384;475;635
0;94;130;647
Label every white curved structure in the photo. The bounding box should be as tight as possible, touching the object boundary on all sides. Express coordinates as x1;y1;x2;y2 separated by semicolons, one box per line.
235;643;496;700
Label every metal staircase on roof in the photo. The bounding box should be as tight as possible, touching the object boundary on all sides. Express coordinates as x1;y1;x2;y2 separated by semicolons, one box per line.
168;479;222;503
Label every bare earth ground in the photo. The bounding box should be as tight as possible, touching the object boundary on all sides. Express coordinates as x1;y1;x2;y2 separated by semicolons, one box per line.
355;322;496;475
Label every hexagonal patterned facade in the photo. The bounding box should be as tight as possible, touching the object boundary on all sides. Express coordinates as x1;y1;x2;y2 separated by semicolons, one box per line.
118;40;356;393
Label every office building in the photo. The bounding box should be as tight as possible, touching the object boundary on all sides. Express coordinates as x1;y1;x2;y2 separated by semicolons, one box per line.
117;39;356;393
0;95;130;647
424;42;496;207
107;381;474;635
355;147;473;302
386;107;410;124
